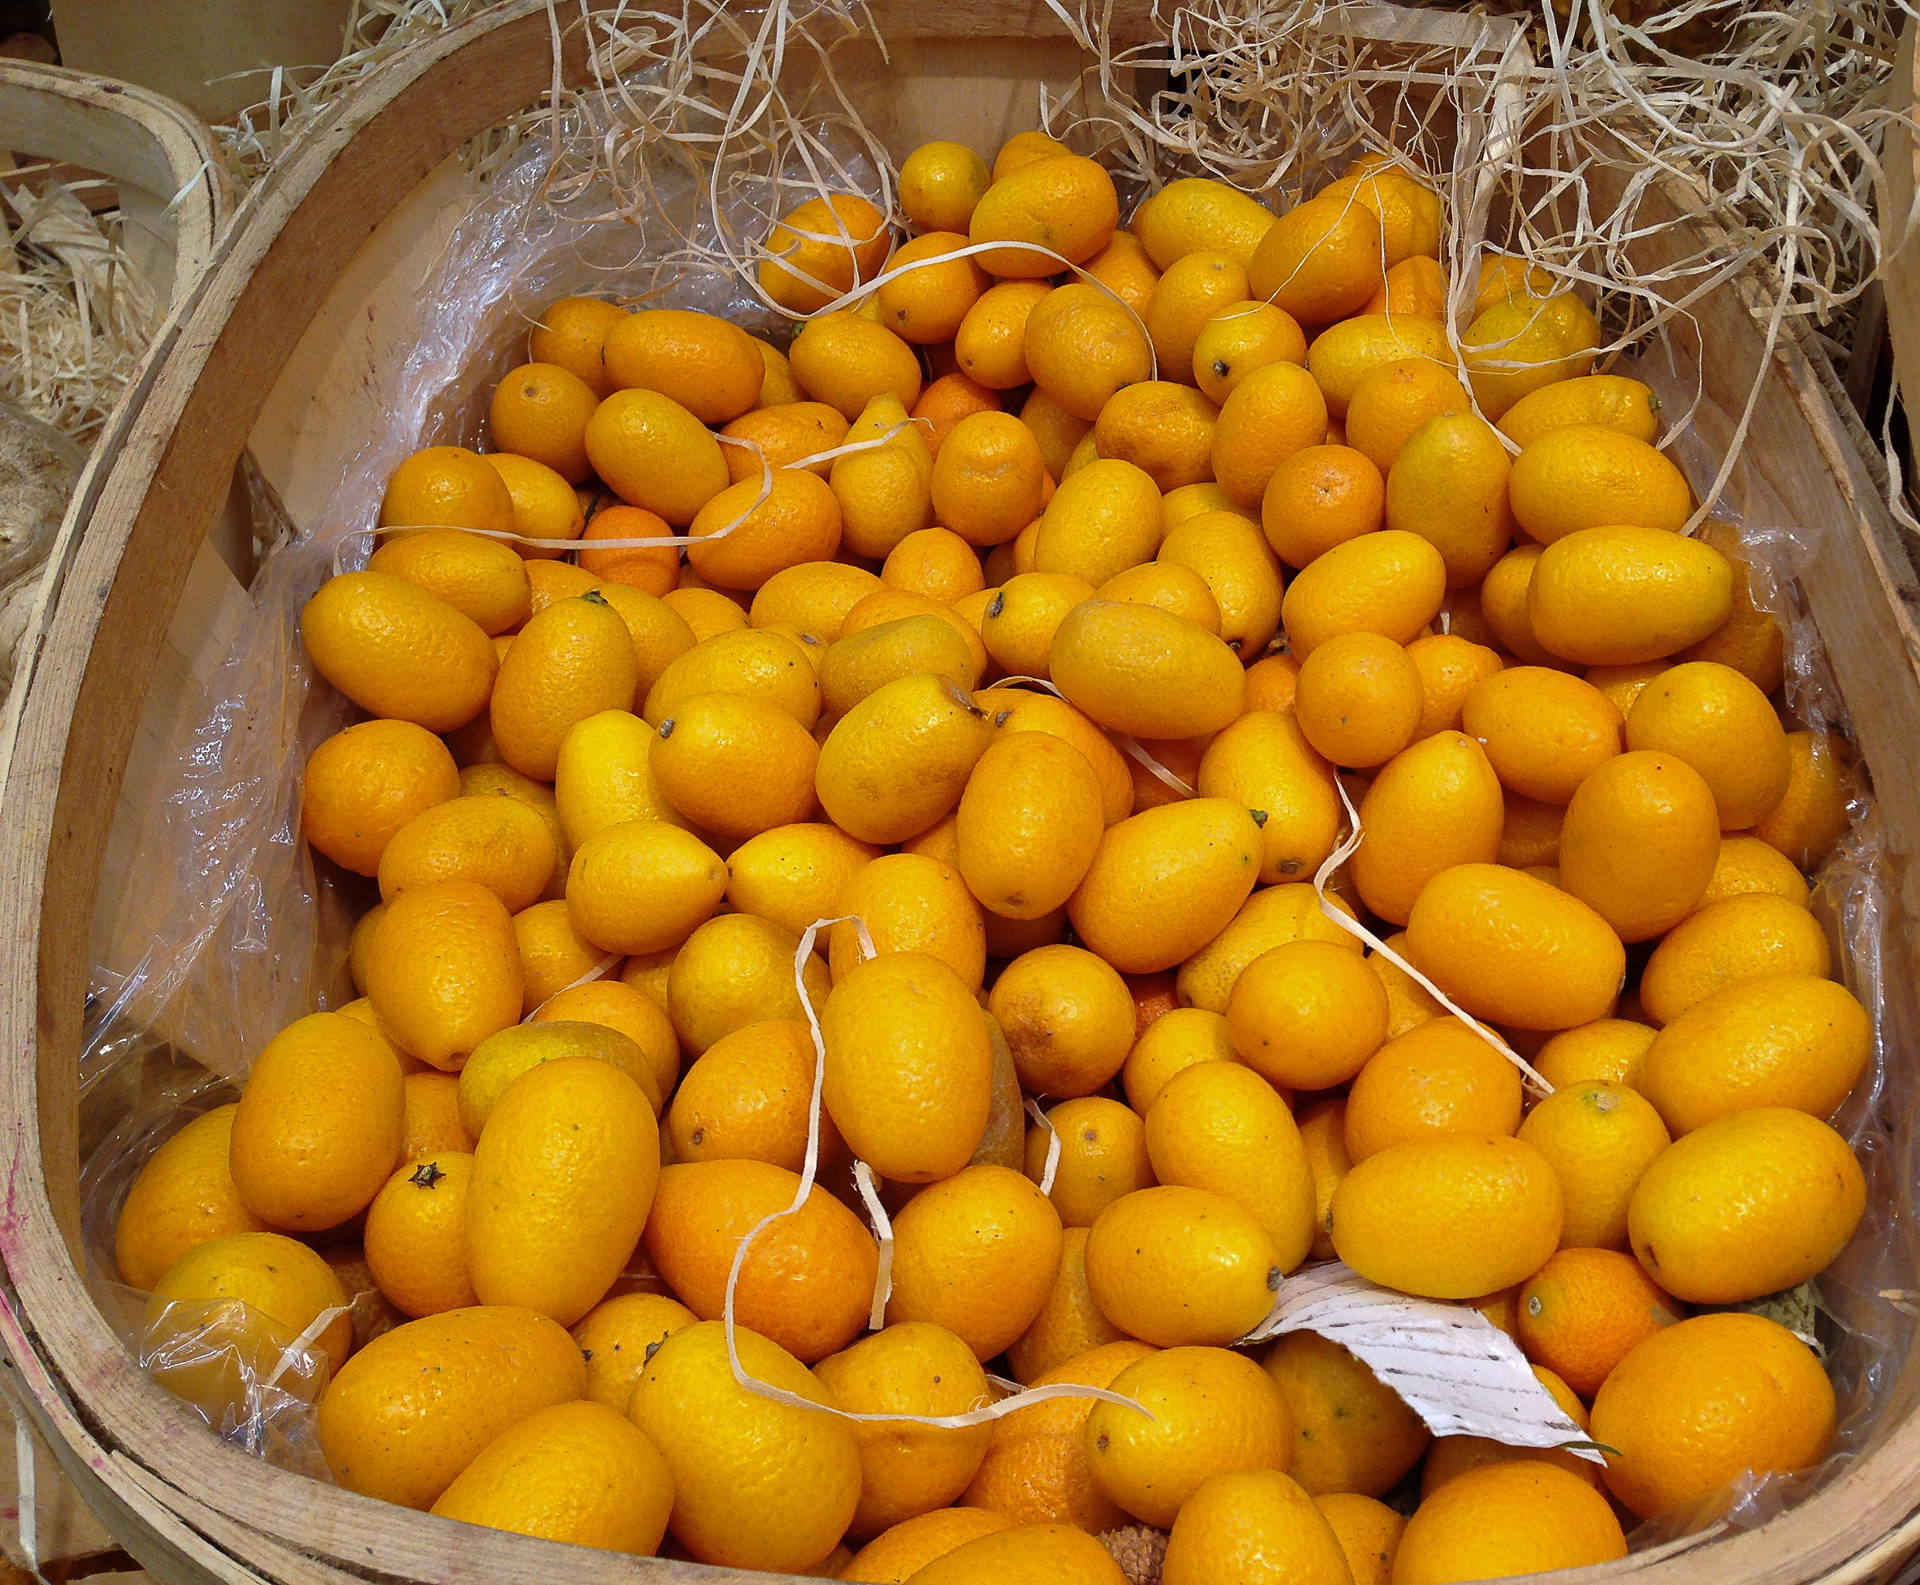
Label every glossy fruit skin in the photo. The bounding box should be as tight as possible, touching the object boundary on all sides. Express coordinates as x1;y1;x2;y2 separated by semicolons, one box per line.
490;594;639;782
457;1020;660;1140
1460;666;1623;806
429;1398;675;1555
1330;1133;1564;1299
1316;1490;1405;1585
1198;710;1342;885
1158;509;1285;655
571;1291;698;1411
1343;1020;1524;1162
842;1509;1016;1582
1627;1107;1866;1303
317;1305;586;1509
365;1152;479;1317
905;1522;1130;1584
1023;283;1153;421
1528;525;1733;665
1556;750;1721;943
956;731;1105;920
829;851;986;989
301;571;496;731
1228;940;1388;1092
1067;800;1264;974
643;1160;875;1363
1136;177;1279;269
970;154;1119;275
886;1165;1065;1361
1032;458;1163;586
1626;660;1793;832
630;1320;861;1573
1263;1331;1430;1497
646;625;822;727
604;307;765;424
1247;192;1384;324
1636;971;1871;1134
817;672;993;844
230;1012;406;1231
1212;360;1331;508
1514;1246;1684;1398
1507;423;1692;543
1049;600;1248;740
302;718;463;876
1391;1459;1627;1584
1590;1312;1836;1520
1008;1224;1132;1381
466;1058;659;1326
1497;374;1660;447
1084;1346;1294;1529
1640;892;1832;1026
1280;528;1447;657
758;191;891;314
1085;1186;1281;1346
376;793;557;914
1382;410;1515;588
790;311;924;421
1351;731;1505;926
115;1106;270;1291
1515;1080;1671;1250
822;951;993;1182
1404;863;1624;1031
1145;1061;1316;1273
1177;881;1362;1013
564;819;726;956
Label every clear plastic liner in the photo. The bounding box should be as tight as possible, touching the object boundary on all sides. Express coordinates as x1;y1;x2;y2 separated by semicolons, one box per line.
70;46;1920;1549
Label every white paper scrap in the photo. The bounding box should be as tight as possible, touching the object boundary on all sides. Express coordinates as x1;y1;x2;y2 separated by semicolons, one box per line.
1245;1261;1604;1464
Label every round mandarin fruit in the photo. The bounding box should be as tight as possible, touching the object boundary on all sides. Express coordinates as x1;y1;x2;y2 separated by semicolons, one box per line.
1343;1020;1524;1162
956;280;1052;390
1264;1330;1429;1497
529;295;626;396
887;1164;1065;1361
1516;1080;1671;1250
1640;892;1831;1026
642;1159;874;1362
1261;444;1384;568
758;190;891;314
823;951;993;1182
1211;359;1330;507
813;1322;995;1535
1557;750;1721;942
969;153;1119;277
114;1106;271;1291
302;719;461;878
1590;1312;1835;1520
318;1306;584;1509
1069;800;1264;974
489;361;600;481
145;1232;351;1420
668;1018;839;1174
301;571;497;733
828;850;986;988
961;1338;1154;1532
630;1321;860;1572
667;912;829;1056
1460;666;1622;805
565;819;726;956
1193;300;1308;403
1196;709;1341;884
1008;1225;1131;1383
1294;631;1423;769
1247;191;1385;325
1122;1007;1237;1115
1515;1246;1684;1398
1022;283;1153;421
380;444;515;536
1085;1185;1282;1346
1084;1345;1293;1528
1331;1133;1563;1299
571;1291;697;1410
1393;1459;1626;1584
990;944;1135;1098
584;388;730;525
365;1153;478;1318
1629;1106;1865;1304
1636;971;1869;1135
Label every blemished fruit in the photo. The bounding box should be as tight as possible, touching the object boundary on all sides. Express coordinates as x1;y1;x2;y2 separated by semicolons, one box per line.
1263;1330;1429;1497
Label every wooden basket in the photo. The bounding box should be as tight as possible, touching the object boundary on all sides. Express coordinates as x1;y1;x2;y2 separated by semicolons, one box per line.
5;5;1920;1583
